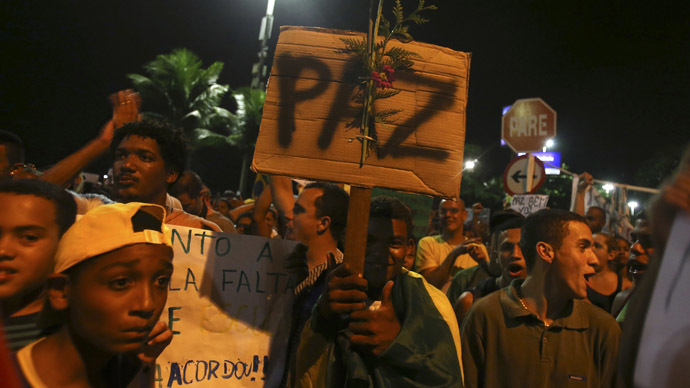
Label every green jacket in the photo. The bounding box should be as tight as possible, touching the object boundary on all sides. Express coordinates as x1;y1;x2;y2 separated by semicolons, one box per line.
295;269;463;388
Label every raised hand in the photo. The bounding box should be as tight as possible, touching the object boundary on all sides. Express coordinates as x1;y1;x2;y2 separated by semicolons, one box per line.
110;89;142;130
577;172;593;193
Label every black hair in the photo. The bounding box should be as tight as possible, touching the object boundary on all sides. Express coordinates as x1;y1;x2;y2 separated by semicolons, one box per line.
236;211;253;222
0;179;76;236
489;210;524;235
303;182;349;241
613;234;629;244
369;196;414;238
520;209;587;271
169;170;204;199
216;198;231;207
0;129;26;165
110;119;188;180
493;216;525;236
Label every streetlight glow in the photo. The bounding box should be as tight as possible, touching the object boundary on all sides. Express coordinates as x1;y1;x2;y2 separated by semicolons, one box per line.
545;139;555;148
464;160;477;170
603;184;614;194
628;201;639;215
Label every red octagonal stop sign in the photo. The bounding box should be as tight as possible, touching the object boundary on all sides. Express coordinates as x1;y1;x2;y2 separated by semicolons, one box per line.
502;98;557;153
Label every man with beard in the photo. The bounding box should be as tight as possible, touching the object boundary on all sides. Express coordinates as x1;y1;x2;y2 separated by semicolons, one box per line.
415;198;488;291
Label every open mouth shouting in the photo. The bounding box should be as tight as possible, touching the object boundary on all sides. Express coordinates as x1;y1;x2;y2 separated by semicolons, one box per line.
507;262;525;278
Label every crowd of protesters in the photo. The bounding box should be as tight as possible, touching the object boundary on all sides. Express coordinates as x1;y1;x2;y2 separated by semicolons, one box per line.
1;93;689;388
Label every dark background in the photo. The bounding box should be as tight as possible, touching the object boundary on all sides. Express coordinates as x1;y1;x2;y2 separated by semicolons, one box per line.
2;0;689;192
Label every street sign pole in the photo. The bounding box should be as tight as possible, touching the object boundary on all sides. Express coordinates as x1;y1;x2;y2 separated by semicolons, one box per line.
526;153;535;193
503;154;546;196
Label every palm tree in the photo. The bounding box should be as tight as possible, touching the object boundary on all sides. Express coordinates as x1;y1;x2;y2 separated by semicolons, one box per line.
230;87;266;195
127;48;236;148
128;49;266;195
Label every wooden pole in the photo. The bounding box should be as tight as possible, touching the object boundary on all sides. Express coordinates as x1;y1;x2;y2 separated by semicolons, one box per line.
343;186;372;275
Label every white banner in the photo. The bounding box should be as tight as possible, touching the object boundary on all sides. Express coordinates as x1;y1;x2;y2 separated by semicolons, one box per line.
510;194;549;216
155;227;299;387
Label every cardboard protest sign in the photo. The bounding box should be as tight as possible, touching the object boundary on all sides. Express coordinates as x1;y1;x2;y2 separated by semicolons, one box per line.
510;194;549;216
252;26;471;198
634;214;690;387
156;227;299;387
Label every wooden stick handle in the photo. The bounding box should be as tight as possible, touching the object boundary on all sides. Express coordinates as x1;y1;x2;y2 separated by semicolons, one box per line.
343;186;372;275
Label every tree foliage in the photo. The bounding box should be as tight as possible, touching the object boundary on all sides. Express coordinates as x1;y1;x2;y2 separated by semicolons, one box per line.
127;48;237;149
338;0;436;161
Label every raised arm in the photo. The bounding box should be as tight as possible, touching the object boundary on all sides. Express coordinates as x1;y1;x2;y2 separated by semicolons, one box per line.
251;185;273;237
40;90;140;187
572;172;593;215
269;175;296;231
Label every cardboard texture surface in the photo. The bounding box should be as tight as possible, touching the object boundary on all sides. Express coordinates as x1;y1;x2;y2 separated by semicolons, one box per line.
252;26;471;197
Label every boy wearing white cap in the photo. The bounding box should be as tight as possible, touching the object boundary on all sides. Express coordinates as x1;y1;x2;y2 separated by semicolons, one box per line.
13;202;174;388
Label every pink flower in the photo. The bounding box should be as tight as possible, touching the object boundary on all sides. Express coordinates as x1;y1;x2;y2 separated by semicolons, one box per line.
372;65;396;89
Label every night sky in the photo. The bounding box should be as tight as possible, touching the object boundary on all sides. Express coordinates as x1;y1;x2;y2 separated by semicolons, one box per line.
2;0;689;190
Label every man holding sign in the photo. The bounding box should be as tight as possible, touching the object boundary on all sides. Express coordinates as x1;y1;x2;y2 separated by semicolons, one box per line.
295;196;462;387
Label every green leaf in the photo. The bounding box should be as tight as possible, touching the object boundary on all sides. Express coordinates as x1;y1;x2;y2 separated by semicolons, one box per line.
393;0;404;25
375;89;401;99
190;128;231;149
374;108;403;122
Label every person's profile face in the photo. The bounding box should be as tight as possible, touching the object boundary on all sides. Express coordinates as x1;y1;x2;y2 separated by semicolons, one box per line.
176;192;203;217
628;235;653;282
0;193;60;300
591;233;615;272
364;216;408;298
550;221;598;300
265;210;276;229
113;135;176;204
64;243;173;355
403;237;416;270
291;188;323;244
